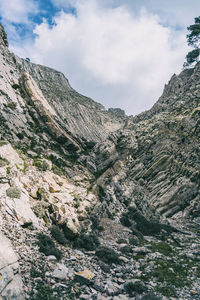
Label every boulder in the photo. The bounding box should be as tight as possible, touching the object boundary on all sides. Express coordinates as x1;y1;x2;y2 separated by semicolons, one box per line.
0;232;24;299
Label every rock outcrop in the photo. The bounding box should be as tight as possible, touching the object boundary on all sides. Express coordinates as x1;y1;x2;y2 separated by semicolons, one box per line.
0;231;24;299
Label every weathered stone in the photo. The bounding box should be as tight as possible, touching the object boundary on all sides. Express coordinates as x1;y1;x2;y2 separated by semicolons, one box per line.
52;263;68;280
0;232;24;299
75;269;95;282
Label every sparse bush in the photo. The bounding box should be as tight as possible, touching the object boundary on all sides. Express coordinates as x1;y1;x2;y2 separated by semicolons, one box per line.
6;166;11;175
33;158;49;171
151;259;189;288
6;187;21;199
124;281;147;295
151;242;173;256
95;246;120;264
0;140;8;147
85;141;96;150
16;132;24;140
52;164;63;176
120;245;132;255
117;238;127;244
120;214;132;227
122;207;175;236
129;236;139;246
48;154;66;168
12;84;20;90
90;215;104;231
6;102;17;110
37;233;62;260
140;293;161;300
91;215;100;229
0;157;9;167
50;225;67;245
74;233;100;251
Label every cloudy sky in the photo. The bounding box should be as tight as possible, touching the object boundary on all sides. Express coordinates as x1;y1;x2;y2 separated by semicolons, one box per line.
0;0;199;115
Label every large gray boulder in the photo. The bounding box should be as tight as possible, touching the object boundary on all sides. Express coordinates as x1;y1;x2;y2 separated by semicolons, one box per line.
0;232;24;300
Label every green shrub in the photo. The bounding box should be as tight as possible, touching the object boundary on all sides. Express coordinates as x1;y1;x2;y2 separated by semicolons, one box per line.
33;159;49;171
151;259;188;288
122;207;175;236
0;158;9;167
124;281;147;295
16;132;24;140
6;102;17;110
91;215;100;229
6;166;11;175
120;245;132;255
12;84;20;90
37;233;62;260
151;242;173;256
0;140;8;147
85;141;96;150
52;164;63;176
120;214;132;227
6;187;21;199
117;239;127;244
129;236;139;246
50;225;67;245
140;293;161;300
90;216;104;231
74;233;100;251
95;246;120;264
29;280;58;300
48;155;66;168
29;265;66;300
156;286;177;298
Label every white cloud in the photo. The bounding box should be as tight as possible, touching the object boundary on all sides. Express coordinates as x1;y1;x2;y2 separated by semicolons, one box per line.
17;0;188;115
0;0;38;24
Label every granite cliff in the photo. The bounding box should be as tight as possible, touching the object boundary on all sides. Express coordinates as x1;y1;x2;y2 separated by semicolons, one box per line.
0;24;199;300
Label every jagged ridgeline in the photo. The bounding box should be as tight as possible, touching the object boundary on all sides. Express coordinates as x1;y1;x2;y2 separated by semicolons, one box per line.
0;23;200;300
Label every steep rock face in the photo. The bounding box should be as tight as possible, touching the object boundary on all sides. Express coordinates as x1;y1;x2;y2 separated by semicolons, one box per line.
18;57;124;143
0;23;125;174
92;64;199;223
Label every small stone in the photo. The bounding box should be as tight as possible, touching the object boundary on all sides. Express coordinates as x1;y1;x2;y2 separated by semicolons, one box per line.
80;294;91;299
190;289;198;295
119;256;129;263
96;294;108;300
70;255;77;261
117;278;125;284
52;263;68;280
133;247;150;253
74;249;84;256
113;296;129;300
47;255;57;262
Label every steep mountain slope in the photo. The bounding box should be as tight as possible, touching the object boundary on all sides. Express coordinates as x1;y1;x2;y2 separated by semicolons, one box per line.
92;64;200;222
0;24;200;300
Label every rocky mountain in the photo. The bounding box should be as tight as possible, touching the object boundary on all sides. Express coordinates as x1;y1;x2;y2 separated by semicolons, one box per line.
0;24;200;300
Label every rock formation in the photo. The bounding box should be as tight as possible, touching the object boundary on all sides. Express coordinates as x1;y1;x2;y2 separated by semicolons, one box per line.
0;24;199;299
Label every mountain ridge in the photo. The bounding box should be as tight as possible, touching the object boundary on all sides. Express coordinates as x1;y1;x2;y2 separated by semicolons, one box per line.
0;24;200;300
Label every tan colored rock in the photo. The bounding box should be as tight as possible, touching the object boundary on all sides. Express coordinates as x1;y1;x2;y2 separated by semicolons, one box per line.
49;185;60;193
29;188;38;199
43;172;62;193
75;269;95;280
